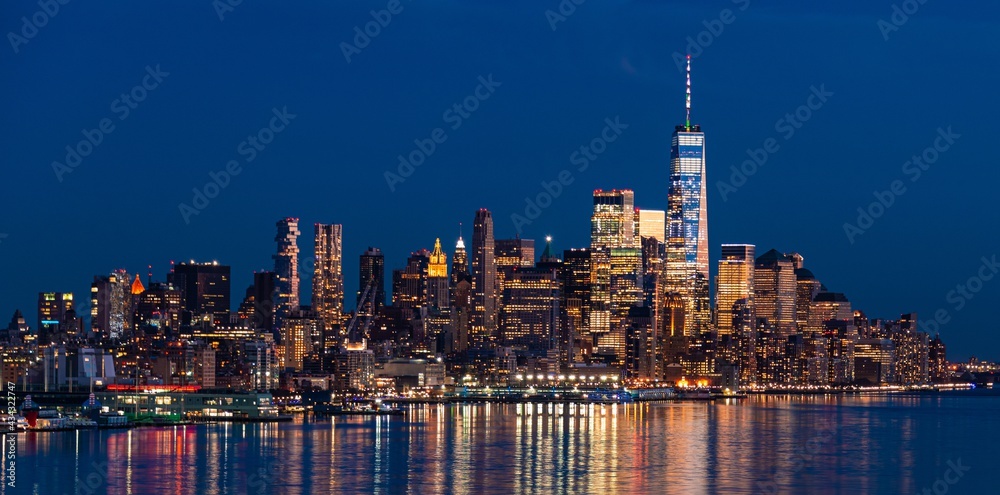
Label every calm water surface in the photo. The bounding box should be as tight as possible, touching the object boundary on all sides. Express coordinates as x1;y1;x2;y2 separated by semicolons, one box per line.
7;392;998;494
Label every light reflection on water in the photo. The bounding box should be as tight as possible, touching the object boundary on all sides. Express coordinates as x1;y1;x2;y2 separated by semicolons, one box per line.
7;393;1000;494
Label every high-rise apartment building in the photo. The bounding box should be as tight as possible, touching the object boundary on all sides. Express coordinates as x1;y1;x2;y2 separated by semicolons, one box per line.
273;218;301;326
313;224;344;329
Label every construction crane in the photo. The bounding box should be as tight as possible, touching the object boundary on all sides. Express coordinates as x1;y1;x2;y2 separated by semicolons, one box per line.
344;278;376;345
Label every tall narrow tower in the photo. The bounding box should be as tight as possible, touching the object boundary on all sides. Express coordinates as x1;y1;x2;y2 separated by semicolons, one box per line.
471;209;497;344
358;247;385;318
273;218;301;327
428;238;450;309
666;54;710;336
313;224;344;329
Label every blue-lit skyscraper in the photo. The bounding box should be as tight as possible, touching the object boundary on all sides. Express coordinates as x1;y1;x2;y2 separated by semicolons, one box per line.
666;55;710;336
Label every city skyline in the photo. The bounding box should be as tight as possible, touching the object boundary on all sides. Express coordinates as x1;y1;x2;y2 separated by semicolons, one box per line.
2;2;998;364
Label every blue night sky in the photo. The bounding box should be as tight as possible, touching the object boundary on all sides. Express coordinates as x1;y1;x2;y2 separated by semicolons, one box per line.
1;1;998;359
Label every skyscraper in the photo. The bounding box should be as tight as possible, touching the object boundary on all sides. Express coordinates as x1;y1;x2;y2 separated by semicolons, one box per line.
251;271;277;332
716;244;755;336
273;218;301;327
636;209;666;244
392;250;430;311
495;238;535;268
169;261;231;320
666;56;710;337
91;269;133;340
590;189;636;340
471;209;497;344
451;234;469;287
499;265;560;353
37;292;77;343
358;248;386;318
428;238;450;310
754;249;797;338
561;248;592;362
313;224;344;329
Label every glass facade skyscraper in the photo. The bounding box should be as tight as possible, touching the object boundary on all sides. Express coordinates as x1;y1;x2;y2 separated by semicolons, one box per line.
666;57;710;337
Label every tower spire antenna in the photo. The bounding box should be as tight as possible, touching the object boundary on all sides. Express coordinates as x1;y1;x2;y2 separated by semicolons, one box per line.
685;54;692;130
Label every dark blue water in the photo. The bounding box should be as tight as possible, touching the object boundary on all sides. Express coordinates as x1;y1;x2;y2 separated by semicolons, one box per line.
6;392;997;494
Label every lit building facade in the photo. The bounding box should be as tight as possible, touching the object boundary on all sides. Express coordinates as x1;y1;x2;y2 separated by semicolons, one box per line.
273;218;301;327
716;244;755;337
590;189;636;341
754;249;797;338
170;261;231;320
428;239;450;310
313;223;344;330
91;270;133;341
471;209;497;344
358;247;386;318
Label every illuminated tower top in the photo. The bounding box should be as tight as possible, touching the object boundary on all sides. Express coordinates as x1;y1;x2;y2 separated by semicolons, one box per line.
429;238;448;278
685;54;691;130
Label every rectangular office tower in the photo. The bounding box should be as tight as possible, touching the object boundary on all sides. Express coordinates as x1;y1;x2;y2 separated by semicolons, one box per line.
666;55;710;336
716;244;755;336
590;189;636;343
313;224;344;329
